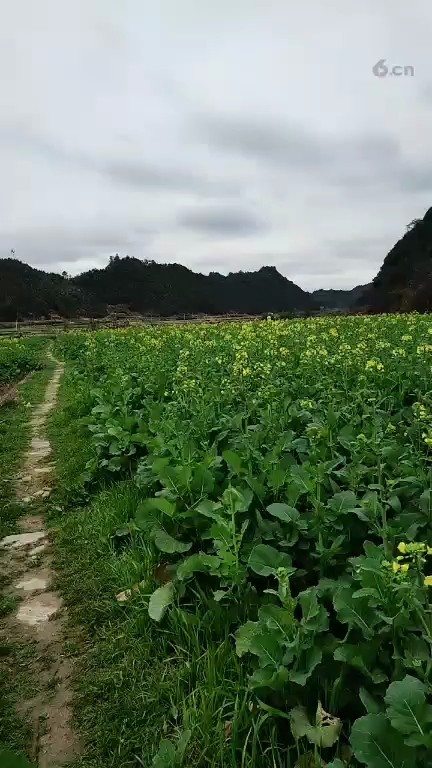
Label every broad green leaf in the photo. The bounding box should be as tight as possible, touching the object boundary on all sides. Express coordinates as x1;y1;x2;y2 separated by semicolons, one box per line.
289;465;313;495
176;729;192;761
328;490;358;514
249;629;285;669
290;707;312;741
385;675;432;744
299;588;328;631
176;553;221;580
258;604;295;636
333;586;377;637
153;528;191;554
419;489;432;515
289;646;322;686
191;464;214;494
235;620;259;657
249;665;289;691
142;497;176;517
350;713;412;768
222;449;243;474
290;703;341;748
266;503;300;523
148;582;175;622
268;468;286;489
152;740;176;767
403;635;430;665
360;687;383;715
248;544;292;576
334;644;386;684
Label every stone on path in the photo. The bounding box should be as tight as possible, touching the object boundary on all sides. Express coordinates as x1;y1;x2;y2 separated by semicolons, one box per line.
15;574;50;592
1;531;47;549
16;592;62;626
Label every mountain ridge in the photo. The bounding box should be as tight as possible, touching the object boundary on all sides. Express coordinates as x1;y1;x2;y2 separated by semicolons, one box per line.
0;257;317;320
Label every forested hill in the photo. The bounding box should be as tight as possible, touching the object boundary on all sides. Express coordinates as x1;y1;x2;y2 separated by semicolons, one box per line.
359;207;432;313
0;257;316;320
312;284;370;310
0;259;103;320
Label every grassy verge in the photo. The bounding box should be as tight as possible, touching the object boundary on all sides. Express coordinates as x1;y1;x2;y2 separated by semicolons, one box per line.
0;360;54;538
49;371;274;768
0;352;54;763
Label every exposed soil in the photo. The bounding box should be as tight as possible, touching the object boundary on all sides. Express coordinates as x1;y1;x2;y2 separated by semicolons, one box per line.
0;372;32;407
0;356;80;767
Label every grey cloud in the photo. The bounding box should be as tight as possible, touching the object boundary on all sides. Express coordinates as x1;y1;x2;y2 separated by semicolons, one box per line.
197;115;325;169
197;113;432;195
179;206;265;236
0;225;152;268
323;235;395;262
104;160;231;195
0;121;232;196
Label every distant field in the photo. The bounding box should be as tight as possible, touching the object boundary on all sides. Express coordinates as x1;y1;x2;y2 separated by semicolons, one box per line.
0;314;266;338
0;337;45;388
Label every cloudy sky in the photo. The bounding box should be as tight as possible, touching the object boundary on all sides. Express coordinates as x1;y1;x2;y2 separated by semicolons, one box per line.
1;0;432;290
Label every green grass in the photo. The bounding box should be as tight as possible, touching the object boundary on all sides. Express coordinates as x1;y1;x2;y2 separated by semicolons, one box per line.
0;357;54;538
0;638;38;761
48;370;285;768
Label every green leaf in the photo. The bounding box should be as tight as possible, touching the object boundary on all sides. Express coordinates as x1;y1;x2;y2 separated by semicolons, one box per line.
153;528;192;554
148;582;175;622
350;713;413;768
152;740;176;767
333;585;377;637
299;588;328;631
290;703;341;748
268;468;286;489
328;490;359;514
249;665;289;691
249;629;285;669
176;553;221;580
142;497;176;517
360;687;383;715
258;604;295;637
235;620;259;657
289;646;322;686
222;449;243;474
385;675;432;744
176;729;192;761
213;589;228;602
266;503;300;523
248;544;292;576
419;489;432;515
334;643;386;684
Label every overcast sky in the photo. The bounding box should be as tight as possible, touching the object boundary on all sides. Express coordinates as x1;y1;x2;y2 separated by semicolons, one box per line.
1;0;432;290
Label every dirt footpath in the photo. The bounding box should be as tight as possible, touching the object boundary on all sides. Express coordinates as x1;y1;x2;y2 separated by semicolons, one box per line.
0;356;79;767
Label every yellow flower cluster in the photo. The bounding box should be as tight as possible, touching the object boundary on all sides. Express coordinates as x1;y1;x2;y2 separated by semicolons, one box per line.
365;359;384;372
